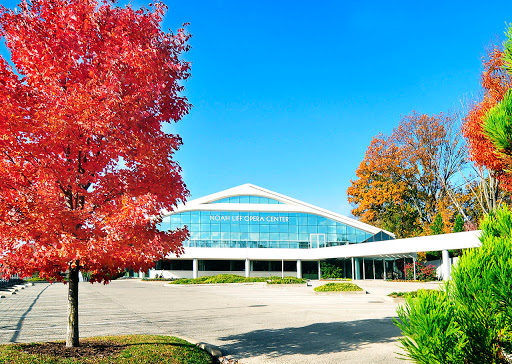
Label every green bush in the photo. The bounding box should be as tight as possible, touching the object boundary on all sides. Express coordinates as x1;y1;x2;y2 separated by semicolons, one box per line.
170;274;268;284
320;259;344;279
394;289;466;363
394;205;512;363
314;282;363;292
388;289;434;299
266;276;306;284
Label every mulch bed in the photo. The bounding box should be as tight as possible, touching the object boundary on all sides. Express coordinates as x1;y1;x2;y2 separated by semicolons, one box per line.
21;340;126;359
20;340;244;363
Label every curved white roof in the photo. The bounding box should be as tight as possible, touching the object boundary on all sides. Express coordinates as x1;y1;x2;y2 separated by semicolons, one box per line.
166;183;394;237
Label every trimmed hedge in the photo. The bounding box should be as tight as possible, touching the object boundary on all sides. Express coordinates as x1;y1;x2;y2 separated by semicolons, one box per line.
314;282;363;292
170;274;268;284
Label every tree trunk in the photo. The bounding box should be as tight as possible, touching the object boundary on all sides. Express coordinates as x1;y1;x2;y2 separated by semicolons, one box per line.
66;262;79;347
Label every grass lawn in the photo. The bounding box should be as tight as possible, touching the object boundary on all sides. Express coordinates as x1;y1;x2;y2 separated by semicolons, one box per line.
314;282;363;292
0;335;214;364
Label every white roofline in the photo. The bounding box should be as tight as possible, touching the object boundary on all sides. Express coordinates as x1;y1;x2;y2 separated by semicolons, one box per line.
168;230;481;260
164;183;394;237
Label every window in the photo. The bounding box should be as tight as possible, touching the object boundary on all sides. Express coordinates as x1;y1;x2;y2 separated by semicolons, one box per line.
160;211;391;249
209;195;284;204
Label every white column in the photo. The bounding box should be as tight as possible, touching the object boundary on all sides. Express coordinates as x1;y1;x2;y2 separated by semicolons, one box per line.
442;250;450;281
192;258;198;279
383;259;386;280
351;257;355;280
245;258;250;278
139;271;145;279
362;258;366;280
296;259;302;279
372;259;376;280
281;259;284;279
318;261;321;280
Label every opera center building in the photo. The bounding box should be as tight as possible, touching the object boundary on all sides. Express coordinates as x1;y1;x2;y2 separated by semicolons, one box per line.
149;184;480;280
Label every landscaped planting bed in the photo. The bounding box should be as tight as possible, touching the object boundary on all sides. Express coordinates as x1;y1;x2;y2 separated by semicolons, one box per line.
314;282;363;292
0;335;213;363
170;274;268;284
388;289;436;299
170;274;306;285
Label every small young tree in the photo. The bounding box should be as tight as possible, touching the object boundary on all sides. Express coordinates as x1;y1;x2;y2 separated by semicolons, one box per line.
453;214;464;233
0;0;190;347
430;213;445;235
395;205;512;363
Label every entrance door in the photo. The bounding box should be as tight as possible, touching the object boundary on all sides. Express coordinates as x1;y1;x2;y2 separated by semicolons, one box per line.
309;234;326;248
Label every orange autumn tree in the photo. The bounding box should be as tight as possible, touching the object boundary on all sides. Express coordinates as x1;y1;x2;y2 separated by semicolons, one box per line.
348;112;466;238
0;0;190;347
463;47;512;208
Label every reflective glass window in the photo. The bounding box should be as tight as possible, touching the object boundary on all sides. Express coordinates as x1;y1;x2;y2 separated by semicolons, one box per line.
307;225;318;234
289;225;298;233
209;195;283;204
163;210;390;249
191;212;200;223
181;213;191;224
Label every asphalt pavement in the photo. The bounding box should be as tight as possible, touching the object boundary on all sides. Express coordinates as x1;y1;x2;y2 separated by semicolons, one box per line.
0;279;442;363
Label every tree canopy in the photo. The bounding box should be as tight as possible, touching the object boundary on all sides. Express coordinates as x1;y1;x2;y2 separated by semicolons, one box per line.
347;112;466;237
0;0;191;345
0;0;191;283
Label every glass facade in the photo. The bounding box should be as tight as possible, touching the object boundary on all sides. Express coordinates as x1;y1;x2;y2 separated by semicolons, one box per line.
209;195;283;204
161;210;393;249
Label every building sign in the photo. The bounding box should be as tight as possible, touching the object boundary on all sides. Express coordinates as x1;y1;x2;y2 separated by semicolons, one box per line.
210;215;289;223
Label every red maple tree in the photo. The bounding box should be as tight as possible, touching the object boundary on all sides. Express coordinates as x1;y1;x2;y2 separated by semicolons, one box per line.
0;0;190;346
463;47;512;189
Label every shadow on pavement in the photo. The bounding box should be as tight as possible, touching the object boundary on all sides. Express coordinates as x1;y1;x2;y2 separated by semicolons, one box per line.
10;284;50;342
218;317;400;358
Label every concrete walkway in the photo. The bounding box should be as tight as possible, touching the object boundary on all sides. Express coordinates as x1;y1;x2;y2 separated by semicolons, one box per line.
0;279;441;363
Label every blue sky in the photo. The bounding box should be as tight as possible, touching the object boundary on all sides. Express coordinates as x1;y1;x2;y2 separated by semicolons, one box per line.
2;0;512;216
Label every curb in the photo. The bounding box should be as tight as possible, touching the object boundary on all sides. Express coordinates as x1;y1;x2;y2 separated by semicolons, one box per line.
313;290;367;295
179;336;223;358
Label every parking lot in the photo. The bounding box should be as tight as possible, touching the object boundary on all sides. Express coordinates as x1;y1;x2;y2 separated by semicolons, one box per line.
0;279;441;363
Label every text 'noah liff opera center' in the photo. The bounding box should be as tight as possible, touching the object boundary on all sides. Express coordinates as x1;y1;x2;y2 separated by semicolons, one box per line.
148;184;481;280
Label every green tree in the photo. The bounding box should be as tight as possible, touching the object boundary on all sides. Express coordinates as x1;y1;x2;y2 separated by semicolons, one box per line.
395;205;512;363
430;213;445;235
453;214;464;233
